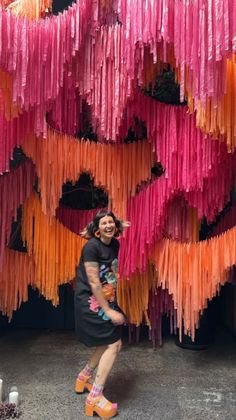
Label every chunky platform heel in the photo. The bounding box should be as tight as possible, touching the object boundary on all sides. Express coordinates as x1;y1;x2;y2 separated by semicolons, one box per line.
85;396;117;418
75;375;93;393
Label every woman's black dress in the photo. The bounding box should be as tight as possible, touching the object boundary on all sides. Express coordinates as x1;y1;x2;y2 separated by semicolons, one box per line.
74;237;123;347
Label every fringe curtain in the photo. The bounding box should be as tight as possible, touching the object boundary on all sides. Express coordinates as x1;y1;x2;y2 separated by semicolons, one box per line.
0;248;35;319
21;129;153;219
0;0;52;119
0;0;236;343
0;0;51;171
117;0;236;116
118;223;236;342
0;1;96;109
119;91;232;188
150;226;236;341
118;197;199;346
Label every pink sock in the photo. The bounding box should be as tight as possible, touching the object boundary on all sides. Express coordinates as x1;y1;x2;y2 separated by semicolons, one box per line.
87;384;118;410
88;383;103;399
78;364;94;380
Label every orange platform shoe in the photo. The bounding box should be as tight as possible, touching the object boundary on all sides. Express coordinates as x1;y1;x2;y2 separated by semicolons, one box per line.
75;375;93;393
85;395;118;418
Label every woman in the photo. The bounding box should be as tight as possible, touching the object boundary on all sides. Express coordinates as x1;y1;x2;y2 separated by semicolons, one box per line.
74;210;129;418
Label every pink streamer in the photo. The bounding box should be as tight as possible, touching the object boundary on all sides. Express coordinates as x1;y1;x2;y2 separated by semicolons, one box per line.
119;90;230;190
117;0;235;104
0;0;95;113
162;196;197;243
148;288;177;347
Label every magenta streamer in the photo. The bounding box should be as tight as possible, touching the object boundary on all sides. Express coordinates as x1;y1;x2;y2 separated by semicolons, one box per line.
119;90;229;187
162;197;196;243
148;288;177;348
48;75;83;136
56;207;106;235
0;159;35;269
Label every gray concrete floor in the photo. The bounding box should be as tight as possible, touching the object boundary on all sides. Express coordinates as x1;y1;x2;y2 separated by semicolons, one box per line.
0;329;235;420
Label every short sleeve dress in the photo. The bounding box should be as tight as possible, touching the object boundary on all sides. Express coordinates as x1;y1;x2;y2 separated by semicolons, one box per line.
74;237;124;347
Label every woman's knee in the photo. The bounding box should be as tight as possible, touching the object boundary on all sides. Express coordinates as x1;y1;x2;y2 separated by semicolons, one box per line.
108;339;122;354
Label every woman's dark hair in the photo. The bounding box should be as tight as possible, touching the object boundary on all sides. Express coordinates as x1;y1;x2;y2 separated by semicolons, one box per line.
81;210;124;239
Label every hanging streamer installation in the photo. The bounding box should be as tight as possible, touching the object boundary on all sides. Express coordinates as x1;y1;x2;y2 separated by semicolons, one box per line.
1;1;236;343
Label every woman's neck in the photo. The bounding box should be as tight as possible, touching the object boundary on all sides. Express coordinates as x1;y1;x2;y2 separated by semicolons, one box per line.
100;236;112;245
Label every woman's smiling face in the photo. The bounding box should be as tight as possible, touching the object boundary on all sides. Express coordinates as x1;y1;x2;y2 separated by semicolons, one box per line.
98;215;116;243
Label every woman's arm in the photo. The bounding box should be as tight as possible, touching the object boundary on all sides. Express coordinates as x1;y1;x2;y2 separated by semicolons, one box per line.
85;261;125;325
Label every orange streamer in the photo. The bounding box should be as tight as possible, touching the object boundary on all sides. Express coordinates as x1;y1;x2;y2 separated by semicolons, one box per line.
150;226;236;341
21;193;86;305
117;265;153;327
0;248;35;320
194;55;236;151
22;129;153;219
118;225;236;340
142;46;171;88
172;54;236;151
0;70;20;120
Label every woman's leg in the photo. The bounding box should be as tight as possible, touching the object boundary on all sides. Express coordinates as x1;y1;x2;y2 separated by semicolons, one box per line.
78;345;107;380
93;339;122;387
85;340;122;417
87;345;107;370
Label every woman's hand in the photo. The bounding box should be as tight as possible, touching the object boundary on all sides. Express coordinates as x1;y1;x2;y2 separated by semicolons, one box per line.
121;220;131;229
105;309;125;325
